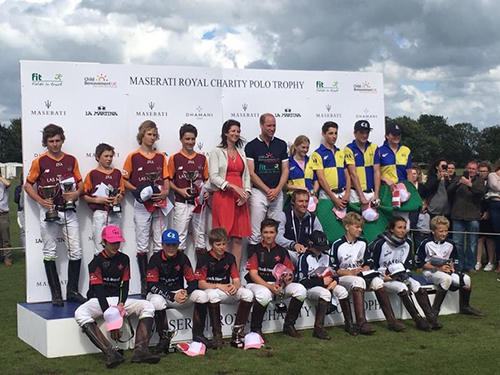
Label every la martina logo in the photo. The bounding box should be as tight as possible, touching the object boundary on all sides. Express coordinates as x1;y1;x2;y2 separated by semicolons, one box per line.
275;108;301;118
135;102;168;117
353;81;377;94
355;108;378;119
85;105;118;116
230;103;259;118
30;100;67;116
315;104;341;119
31;72;63;87
186;106;214;120
84;74;117;88
316;80;339;93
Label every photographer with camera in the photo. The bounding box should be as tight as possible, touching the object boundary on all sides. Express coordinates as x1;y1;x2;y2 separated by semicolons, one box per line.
424;159;452;220
447;161;488;272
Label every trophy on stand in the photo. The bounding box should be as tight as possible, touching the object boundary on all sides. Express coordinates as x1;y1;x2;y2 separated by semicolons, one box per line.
60;180;76;210
230;324;245;348
40;185;60;222
107;185;122;213
182;170;200;197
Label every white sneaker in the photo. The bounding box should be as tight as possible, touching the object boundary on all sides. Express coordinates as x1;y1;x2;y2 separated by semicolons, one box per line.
474;262;482;271
484;263;495;271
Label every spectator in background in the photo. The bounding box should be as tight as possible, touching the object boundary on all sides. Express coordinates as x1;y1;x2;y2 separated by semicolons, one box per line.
424;159;451;220
447;161;488;273
476;162;494;271
447;162;457;179
14;173;25;253
0;169;12;266
486;160;500;273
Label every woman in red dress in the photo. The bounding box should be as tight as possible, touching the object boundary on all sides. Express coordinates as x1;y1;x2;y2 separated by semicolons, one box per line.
208;119;251;268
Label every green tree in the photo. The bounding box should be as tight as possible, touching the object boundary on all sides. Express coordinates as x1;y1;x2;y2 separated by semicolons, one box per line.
477;125;500;163
0;118;22;163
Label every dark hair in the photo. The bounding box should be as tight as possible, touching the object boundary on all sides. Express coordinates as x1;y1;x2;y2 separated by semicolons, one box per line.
387;216;407;231
42;124;65;147
427;158;447;178
322;121;338;134
259;113;274;126
291;189;309;203
260;218;279;232
219;119;244;148
208;227;228;245
478;161;492;172
179;123;197;139
95;143;115;161
136;120;159;144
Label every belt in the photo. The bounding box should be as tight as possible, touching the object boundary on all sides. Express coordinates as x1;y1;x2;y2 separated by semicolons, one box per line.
363;189;374;193
331;187;346;194
177;199;195;205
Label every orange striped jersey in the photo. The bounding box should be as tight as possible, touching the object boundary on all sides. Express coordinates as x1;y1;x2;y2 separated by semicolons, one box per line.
168;151;208;202
83;168;125;211
122;150;168;188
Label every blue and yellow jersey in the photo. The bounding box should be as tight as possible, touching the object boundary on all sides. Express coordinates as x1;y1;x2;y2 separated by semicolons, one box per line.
310;144;346;190
344;140;379;191
288;155;314;192
378;140;412;183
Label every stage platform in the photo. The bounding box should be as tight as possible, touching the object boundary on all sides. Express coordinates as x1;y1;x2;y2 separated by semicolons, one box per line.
18;278;459;358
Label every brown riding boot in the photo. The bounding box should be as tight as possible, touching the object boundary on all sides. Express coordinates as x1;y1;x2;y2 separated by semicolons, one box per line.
459;288;484;316
375;288;406;332
339;298;359;336
352;288;376;335
81;322;124;368
282;297;304;338
208;303;223;349
432;285;448;316
231;301;252;346
398;290;431;331
312;299;331;340
192;303;217;348
414;289;442;329
250;300;268;342
131;317;161;364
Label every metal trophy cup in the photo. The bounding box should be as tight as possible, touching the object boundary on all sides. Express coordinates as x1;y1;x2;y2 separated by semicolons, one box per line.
182;170;200;196
107;185;122;213
230;324;245;348
147;171;160;187
41;185;60;222
61;181;76;210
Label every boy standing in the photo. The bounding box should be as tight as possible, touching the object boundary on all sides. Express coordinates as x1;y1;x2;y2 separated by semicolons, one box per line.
123;120;170;297
83;143;124;254
195;227;254;349
75;226;160;367
24;124;86;306
245;218;307;340
330;212;405;334
416;215;483;317
169;124;209;260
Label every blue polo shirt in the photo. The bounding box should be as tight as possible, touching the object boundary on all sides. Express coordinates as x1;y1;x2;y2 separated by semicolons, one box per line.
245;136;288;189
288;155;315;192
379;140;412;183
344;140;379;191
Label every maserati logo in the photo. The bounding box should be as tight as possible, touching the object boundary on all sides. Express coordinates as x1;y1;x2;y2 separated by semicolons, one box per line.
230;103;258;118
45;100;52;109
326;104;331;112
149;102;155;110
242;103;248;111
136;102;167;117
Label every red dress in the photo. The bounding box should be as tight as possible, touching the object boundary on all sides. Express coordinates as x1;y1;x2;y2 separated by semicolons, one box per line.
212;152;251;237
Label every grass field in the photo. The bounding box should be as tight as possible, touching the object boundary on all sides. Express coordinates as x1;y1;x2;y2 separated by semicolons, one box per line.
1;179;499;375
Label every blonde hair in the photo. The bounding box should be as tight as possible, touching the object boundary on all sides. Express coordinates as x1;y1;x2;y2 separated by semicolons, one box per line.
290;135;310;156
136;120;159;144
430;215;450;231
342;212;364;226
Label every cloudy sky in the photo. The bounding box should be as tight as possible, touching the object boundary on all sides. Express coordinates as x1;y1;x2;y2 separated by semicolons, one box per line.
1;0;500;128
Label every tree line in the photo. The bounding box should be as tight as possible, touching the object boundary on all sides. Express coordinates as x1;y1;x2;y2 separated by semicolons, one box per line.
2;116;500;167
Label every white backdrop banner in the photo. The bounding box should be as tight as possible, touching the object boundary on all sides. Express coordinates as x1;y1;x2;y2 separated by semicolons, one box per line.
20;61;385;303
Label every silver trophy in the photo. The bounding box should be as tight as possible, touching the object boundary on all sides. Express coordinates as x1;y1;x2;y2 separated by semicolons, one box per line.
107;185;122;213
230;324;245;348
61;181;76;210
182;170;200;196
40;185;60;222
147;171;160;187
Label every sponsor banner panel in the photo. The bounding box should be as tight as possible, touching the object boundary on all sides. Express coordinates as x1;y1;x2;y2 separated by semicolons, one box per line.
21;61;384;302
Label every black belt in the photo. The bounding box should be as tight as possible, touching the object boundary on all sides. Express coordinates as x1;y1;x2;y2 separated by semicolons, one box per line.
332;187;346;194
363;189;374;193
177;199;195;205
